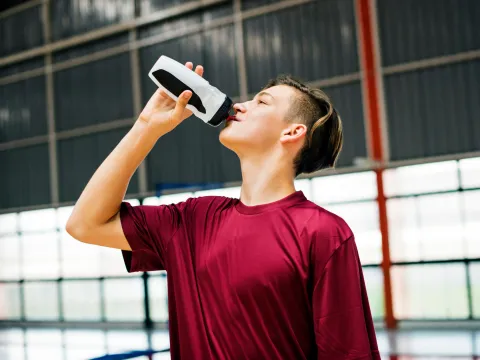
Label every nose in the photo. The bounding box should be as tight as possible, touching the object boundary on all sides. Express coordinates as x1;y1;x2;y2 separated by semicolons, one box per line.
233;102;247;114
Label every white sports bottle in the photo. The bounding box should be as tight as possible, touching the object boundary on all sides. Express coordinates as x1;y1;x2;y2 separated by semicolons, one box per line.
148;55;233;126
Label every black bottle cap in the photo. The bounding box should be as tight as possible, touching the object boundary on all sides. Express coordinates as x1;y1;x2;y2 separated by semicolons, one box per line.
208;96;233;127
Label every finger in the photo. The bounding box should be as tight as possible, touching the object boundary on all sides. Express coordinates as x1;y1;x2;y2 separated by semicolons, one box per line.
159;89;168;99
185;62;193;70
195;65;204;77
170;90;192;123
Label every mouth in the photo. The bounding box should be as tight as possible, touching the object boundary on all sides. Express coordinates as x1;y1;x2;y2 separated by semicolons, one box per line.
227;115;242;122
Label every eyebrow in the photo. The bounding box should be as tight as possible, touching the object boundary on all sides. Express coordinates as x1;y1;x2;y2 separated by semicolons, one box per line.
256;91;275;101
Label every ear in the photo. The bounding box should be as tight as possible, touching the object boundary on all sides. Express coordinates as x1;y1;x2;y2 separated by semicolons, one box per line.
279;123;307;144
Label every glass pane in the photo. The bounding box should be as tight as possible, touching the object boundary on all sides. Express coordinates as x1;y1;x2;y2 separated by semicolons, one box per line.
56;206;74;230
323;202;381;265
0;236;21;280
394;330;474;357
100;246;135;277
25;329;63;360
0;213;18;235
195;186;241;199
22;232;60;279
64;329;106;360
62;280;101;321
0;283;21;320
158;192;193;205
362;267;384;319
104;278;144;321
470;263;480;318
312;171;377;204
24;282;59;320
151;330;170;353
0;329;25;360
61;231;102;278
416;193;464;260
387;198;421;262
142;196;160;205
294;179;311;200
149;275;168;322
124;198;140;206
384;161;459;196
106;330;148;354
459;157;480;189
0;345;25;360
19;209;56;232
392;264;468;319
463;190;480;258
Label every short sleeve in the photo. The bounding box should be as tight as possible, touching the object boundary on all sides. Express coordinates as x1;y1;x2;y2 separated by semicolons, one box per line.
120;199;192;273
312;237;381;360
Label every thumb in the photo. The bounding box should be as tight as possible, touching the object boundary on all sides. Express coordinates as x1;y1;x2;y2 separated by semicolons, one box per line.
170;90;192;124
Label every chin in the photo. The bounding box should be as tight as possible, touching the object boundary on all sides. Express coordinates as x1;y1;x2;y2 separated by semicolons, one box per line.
219;126;249;153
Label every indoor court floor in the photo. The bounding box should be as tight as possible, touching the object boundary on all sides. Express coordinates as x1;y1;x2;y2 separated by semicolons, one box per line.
0;328;479;359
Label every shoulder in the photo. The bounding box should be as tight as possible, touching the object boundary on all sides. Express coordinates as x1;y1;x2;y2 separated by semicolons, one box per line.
294;200;354;256
178;195;237;216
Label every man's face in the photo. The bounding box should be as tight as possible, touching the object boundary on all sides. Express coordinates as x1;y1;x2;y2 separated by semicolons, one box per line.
219;85;302;156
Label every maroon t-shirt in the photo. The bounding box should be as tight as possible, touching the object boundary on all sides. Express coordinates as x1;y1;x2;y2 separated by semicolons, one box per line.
120;191;380;359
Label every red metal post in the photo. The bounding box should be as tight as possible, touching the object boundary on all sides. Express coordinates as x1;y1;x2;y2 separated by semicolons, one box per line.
355;0;396;329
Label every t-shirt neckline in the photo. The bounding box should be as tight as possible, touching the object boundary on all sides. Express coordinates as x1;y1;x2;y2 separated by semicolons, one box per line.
235;190;306;215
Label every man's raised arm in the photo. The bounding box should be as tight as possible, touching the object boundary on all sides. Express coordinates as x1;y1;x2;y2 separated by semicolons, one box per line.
66;62;203;250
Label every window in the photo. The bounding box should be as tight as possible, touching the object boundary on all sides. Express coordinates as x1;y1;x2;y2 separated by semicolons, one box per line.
389;191;480;262
105;330;148;354
124;198;140;206
19;209;56;233
0;283;21;320
100;246;135;277
0;213;18;235
470;263;480;318
158;192;194;205
362;267;385;320
151;330;170;353
459;157;480;189
25;329;63;360
104;278;144;321
392;264;469;319
384;161;459;197
387;198;421;262
64;329;106;360
22;233;60;279
56;206;74;231
194;186;241;199
23;282;59;320
294;179;312;199
463;190;480;258
312;171;377;204
62;280;101;321
143;192;194;206
0;329;25;360
323;202;382;265
149;275;168;322
0;235;21;280
61;231;102;278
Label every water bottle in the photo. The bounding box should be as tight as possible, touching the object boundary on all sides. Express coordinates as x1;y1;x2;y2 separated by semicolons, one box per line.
148;55;233;126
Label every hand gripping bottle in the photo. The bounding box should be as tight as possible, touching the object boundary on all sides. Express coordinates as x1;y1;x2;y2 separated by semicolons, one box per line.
149;55;233;126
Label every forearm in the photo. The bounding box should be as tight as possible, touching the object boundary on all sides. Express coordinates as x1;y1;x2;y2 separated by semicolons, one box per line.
67;119;164;232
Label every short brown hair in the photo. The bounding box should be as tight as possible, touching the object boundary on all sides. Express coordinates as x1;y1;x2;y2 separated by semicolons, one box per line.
264;75;343;177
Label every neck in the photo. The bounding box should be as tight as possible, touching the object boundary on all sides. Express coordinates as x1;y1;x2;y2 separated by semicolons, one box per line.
239;152;296;206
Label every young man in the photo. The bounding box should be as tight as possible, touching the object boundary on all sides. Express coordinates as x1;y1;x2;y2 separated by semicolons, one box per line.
67;62;380;359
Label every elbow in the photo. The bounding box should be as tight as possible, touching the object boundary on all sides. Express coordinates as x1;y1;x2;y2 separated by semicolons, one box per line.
66;216;89;243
